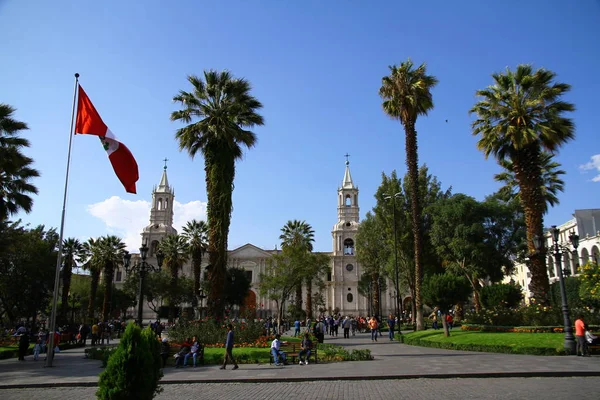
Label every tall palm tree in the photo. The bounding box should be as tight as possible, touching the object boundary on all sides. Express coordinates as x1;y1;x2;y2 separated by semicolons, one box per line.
0;104;39;222
379;59;438;330
181;219;209;298
82;238;103;323
97;235;127;322
494;151;565;215
60;238;84;322
159;234;190;322
171;70;264;317
470;64;575;303
280;220;315;315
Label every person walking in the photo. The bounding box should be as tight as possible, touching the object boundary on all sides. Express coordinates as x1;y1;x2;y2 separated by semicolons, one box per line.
18;331;30;361
220;324;239;370
387;314;396;341
369;316;378;342
294;319;301;337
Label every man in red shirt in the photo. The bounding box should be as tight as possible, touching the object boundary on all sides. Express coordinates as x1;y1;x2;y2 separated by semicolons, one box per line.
575;315;588;356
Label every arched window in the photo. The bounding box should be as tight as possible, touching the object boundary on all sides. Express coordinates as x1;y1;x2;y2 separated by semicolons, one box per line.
592;246;600;264
157;198;163;210
344;239;354;255
346;264;353;272
115;270;122;282
347;293;353;303
345;195;352;207
581;248;590;265
151;240;159;257
354;194;357;206
164;198;168;210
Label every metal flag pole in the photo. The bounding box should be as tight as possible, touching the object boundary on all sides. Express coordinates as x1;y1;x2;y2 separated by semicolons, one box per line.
45;73;79;367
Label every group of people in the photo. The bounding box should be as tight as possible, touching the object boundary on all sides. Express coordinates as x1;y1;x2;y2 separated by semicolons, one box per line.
270;333;313;366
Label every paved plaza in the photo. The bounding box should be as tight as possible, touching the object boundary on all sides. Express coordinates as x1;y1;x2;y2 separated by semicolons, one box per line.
1;330;599;398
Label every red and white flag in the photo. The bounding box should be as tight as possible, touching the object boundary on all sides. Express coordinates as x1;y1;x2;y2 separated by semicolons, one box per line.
75;85;139;194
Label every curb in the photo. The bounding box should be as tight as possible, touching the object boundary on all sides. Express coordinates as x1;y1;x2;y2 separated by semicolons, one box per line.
2;371;600;389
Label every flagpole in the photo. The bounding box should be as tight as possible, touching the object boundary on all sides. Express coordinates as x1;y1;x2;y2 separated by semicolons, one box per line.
45;73;79;368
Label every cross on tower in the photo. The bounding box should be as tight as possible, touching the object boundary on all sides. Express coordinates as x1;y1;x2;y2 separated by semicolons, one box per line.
344;153;351;164
163;158;169;170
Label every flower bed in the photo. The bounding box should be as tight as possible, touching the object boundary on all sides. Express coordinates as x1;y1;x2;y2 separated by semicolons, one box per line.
461;324;600;333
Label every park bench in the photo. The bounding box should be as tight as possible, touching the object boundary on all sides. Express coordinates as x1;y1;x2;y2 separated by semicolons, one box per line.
268;342;318;365
167;343;205;366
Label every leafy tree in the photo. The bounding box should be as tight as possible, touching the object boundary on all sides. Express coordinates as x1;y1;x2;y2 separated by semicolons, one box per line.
470;65;575;304
578;261;600;305
224;267;252;311
430;194;506;311
259;245;304;330
60;238;84;323
357;273;387;316
356;212;390;316
0;104;39;222
171;70;264;318
480;283;524;309
302;252;330;319
494;152;565;215
82;238;105;323
379;59;438;330
181;219;208;301
279;220;315;313
159;234;189;322
97;323;163;399
423;273;471;336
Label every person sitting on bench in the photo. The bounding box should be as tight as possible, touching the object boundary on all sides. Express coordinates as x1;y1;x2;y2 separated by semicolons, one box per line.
586;330;599;346
298;333;313;365
271;334;286;366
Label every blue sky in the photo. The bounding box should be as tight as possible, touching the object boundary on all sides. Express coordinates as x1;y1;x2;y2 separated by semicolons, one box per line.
2;0;599;252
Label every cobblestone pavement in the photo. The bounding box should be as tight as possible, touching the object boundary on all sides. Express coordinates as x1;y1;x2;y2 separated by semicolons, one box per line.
2;377;600;399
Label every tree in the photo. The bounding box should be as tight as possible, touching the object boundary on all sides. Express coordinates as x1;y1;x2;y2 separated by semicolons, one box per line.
494;152;565;215
480;283;524;309
171;70;264;318
0;104;39;222
470;65;575;304
82;238;104;323
159;234;189;322
422;273;471;336
356;212;390;316
181;219;208;301
224;267;252;313
90;235;127;322
303;252;330;319
60;238;84;323
279;220;315;313
259;245;304;330
380;59;438;330
579;261;600;305
430;194;508;311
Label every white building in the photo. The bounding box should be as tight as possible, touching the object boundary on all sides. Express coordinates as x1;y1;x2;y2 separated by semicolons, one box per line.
505;209;600;301
116;161;398;319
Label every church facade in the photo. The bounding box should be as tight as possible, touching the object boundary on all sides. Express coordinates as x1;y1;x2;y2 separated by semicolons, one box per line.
117;161;397;319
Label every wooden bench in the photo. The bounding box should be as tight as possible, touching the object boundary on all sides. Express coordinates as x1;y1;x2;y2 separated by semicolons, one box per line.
268;342;318;365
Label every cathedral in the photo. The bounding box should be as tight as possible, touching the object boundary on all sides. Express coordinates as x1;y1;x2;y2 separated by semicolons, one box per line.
117;161;398;319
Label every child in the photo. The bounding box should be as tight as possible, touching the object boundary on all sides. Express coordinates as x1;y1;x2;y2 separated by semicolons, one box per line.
33;338;41;361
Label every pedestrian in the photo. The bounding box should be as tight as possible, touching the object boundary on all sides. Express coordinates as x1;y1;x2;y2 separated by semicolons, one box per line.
18;331;30;361
387;314;395;341
220;323;239;370
33;338;41;361
369;316;378;342
294;319;301;337
446;313;454;330
160;338;170;368
575;315;588;356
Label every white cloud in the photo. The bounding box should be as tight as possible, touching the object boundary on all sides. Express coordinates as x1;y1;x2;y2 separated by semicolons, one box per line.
579;154;600;182
87;196;207;250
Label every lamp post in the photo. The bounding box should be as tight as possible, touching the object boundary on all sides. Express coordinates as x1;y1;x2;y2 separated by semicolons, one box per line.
384;193;401;319
533;226;579;355
123;242;164;326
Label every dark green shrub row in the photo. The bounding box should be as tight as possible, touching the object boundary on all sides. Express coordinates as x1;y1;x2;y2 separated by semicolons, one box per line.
399;334;568;356
85;346;117;367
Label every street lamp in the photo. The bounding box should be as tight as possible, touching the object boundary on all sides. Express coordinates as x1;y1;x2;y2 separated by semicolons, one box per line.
383;192;401;319
123;242;164;326
533;226;579;355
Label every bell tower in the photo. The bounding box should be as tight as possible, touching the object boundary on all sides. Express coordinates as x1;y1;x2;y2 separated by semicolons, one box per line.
141;160;177;256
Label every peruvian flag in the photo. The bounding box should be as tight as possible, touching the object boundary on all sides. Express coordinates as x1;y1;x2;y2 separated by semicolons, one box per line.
75;85;139;194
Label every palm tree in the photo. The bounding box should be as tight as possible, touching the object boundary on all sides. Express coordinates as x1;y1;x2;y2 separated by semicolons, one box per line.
379;59;438;330
181;219;209;298
0;104;39;222
60;238;84;322
82;238;103;323
494;151;565;215
470;64;575;303
159;234;190;322
97;235;127;322
280;220;315;315
171;70;264;317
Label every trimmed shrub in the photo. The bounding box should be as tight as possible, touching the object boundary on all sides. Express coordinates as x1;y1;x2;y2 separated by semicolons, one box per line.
480;283;523;309
96;323;163;400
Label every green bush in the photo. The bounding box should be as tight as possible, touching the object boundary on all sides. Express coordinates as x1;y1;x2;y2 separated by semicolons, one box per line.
85;347;117;367
318;344;373;362
480;283;523;309
96;324;163;400
550;277;583;309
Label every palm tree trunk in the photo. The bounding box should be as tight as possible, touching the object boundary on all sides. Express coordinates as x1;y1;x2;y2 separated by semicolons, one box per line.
205;151;235;318
88;270;100;323
169;265;179;323
61;260;72;323
193;252;202;297
372;275;380;317
295;283;303;313
305;278;313;319
513;146;549;304
404;121;424;330
102;263;114;321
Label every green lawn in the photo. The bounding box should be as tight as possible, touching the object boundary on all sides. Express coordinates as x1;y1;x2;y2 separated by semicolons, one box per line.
400;330;568;356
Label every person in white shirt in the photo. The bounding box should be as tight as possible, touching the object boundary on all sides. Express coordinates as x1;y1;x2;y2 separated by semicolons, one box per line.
271;334;286;366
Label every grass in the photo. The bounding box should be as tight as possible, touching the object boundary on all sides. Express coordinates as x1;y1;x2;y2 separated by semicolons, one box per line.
400;330;568;356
